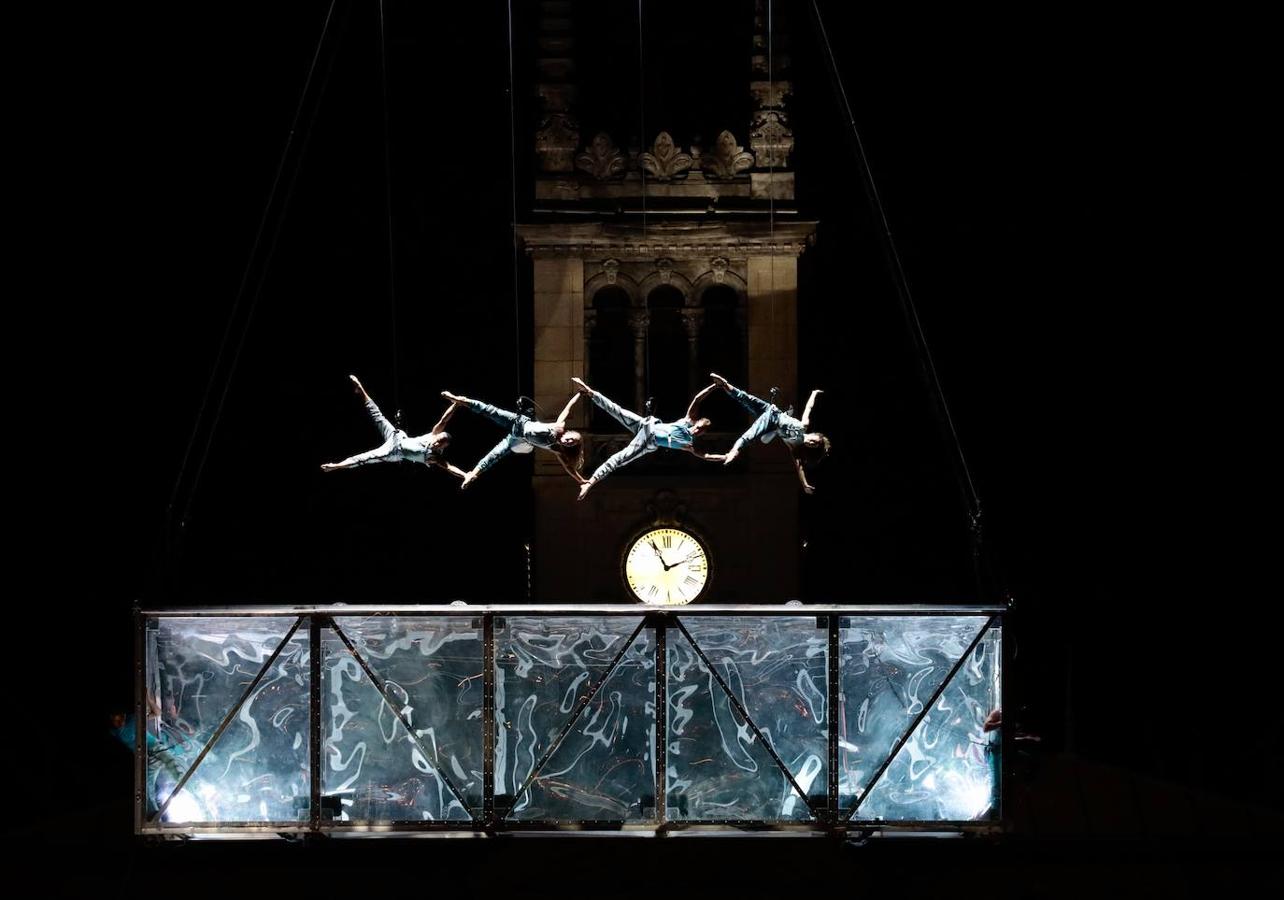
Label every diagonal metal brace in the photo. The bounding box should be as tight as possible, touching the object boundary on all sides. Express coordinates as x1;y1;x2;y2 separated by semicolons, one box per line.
842;615;997;822
501;617;648;820
672;617;822;820
330;619;473;818
152;617;304;823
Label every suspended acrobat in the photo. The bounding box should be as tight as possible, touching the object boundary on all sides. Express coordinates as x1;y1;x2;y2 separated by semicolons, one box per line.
440;391;585;488
712;373;830;494
321;375;468;479
573;377;725;500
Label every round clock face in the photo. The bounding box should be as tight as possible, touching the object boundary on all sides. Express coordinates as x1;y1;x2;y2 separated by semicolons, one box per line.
623;527;710;606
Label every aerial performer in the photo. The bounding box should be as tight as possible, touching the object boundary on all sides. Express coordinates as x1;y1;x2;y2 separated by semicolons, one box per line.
711;373;829;494
321;375;468;479
440;391;585;488
572;377;725;500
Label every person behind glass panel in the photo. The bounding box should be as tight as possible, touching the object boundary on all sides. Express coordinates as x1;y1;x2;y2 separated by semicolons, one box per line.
442;391;586;488
321;375;468;479
572;377;725;500
711;373;830;494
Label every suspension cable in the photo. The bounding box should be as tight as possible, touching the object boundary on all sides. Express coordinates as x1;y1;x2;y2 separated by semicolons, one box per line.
165;0;342;556
506;0;523;399
639;0;651;406
808;0;984;535
378;0;401;420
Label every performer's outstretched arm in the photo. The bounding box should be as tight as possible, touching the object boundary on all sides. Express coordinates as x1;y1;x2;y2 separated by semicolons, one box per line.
556;452;588;484
800;389;822;431
435;461;469;480
432;400;460;434
554;391;583;425
685;382;718;421
793;458;816;495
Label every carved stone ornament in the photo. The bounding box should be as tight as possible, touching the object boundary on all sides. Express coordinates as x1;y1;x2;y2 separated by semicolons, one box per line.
703;130;755;179
602;258;619;284
680;307;704;338
646;489;687;526
749;80;792;110
628;310;651;333
639;131;693;181
575;133;627;180
710;257;729;283
656;258;674;283
535;113;581;173
749;110;794;169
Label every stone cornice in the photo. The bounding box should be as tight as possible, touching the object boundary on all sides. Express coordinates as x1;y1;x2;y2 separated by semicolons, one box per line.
516;221;817;259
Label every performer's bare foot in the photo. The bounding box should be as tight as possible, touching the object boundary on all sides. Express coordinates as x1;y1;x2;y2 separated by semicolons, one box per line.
441;390;464;403
321;463;339;472
722;448;739;466
571;377;592;395
577;481;593;501
460;470;478;490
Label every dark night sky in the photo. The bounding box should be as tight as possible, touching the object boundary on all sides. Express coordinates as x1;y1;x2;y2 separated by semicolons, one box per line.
19;0;1275;856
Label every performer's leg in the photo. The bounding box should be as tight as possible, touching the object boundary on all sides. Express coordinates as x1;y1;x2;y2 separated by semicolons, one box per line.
462;398;521;429
590;391;645;434
728;385;771;418
322;442;396;470
727;407;778;459
363;396;398;443
473;435;518;475
580;429;653;498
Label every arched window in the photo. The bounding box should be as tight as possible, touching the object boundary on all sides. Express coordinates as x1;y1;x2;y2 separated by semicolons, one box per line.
646;285;687;419
588;286;633;432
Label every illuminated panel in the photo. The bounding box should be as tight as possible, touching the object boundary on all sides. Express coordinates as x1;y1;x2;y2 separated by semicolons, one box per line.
146;616;310;823
665;621;817;822
495;616;654;822
321;617;483;822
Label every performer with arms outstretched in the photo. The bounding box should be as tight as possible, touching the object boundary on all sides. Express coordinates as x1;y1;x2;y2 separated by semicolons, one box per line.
442;391;586;488
712;373;829;494
574;377;725;500
322;375;467;479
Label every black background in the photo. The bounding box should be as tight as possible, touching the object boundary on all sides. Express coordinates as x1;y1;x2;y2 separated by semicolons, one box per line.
18;0;1274;889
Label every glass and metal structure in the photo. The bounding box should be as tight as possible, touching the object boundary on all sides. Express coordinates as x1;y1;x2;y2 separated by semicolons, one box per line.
135;604;1004;836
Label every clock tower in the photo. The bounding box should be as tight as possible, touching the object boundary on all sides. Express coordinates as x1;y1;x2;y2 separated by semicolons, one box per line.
520;1;815;603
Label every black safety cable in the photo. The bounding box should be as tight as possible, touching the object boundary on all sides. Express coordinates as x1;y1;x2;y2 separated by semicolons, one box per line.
378;0;402;421
165;0;345;566
506;0;523;399
807;0;991;594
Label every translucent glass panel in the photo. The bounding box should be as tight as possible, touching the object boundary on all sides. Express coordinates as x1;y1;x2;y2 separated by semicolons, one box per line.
145;616;310;823
321;617;483;823
836;615;988;810
851;625;1000;822
666;617;824;822
495;616;655;822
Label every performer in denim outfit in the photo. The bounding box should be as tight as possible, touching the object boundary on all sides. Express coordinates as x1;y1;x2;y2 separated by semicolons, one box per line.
573;377;725;500
712;372;829;494
322;375;468;479
442;390;585;488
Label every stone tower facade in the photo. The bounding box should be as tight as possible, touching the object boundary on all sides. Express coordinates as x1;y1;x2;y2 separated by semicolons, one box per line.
521;0;815;602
